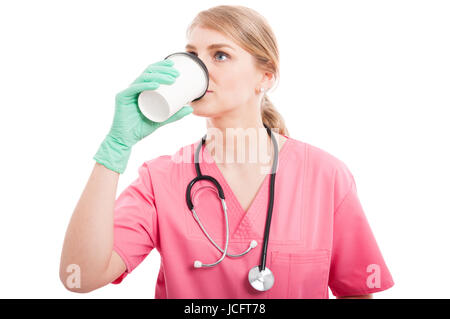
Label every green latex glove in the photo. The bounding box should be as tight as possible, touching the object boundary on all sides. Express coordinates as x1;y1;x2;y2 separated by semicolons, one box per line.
94;59;194;174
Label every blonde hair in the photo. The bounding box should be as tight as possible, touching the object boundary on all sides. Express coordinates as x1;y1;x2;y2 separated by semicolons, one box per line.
186;5;289;137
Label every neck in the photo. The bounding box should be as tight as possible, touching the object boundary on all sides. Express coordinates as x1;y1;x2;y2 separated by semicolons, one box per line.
204;115;274;169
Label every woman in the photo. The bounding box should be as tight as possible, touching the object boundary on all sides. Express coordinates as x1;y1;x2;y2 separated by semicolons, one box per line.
60;5;394;299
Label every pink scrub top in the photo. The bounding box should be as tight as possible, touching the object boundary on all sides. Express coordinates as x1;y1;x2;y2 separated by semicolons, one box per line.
110;136;394;298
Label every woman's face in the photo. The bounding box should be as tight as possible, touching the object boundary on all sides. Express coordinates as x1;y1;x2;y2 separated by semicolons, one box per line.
185;26;269;119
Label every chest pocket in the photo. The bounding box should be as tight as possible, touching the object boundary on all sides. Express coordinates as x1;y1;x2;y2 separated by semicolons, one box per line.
267;249;330;299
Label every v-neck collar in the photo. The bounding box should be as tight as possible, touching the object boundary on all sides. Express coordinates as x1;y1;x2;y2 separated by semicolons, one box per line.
200;136;292;240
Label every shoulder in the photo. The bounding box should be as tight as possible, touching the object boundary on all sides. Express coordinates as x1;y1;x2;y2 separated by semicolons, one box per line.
308;142;350;173
140;141;198;178
287;137;348;171
288;137;355;190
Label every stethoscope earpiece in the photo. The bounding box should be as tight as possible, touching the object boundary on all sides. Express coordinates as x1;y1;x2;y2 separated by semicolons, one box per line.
186;125;278;292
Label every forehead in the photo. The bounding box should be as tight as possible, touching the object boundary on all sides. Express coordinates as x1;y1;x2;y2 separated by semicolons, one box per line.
186;25;258;70
187;26;236;48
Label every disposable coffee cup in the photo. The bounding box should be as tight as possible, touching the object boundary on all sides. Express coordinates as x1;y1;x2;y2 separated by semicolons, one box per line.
138;52;209;122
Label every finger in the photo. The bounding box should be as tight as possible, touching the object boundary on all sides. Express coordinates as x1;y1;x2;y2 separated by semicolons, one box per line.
144;65;180;78
163;106;194;124
146;59;174;69
119;82;160;97
133;73;176;85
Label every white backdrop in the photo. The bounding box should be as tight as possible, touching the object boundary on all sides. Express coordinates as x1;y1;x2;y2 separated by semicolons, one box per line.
0;0;449;299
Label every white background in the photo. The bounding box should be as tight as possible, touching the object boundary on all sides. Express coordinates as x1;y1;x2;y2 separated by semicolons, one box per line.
0;0;449;299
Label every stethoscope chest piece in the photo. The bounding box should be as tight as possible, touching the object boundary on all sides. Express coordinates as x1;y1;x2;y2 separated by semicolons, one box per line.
248;266;275;292
189;125;279;292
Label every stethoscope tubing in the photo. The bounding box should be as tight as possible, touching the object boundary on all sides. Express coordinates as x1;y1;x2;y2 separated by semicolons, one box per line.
187;125;278;272
259;127;278;271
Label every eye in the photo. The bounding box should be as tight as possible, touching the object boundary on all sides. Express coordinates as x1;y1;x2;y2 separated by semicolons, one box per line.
214;51;229;62
187;51;229;62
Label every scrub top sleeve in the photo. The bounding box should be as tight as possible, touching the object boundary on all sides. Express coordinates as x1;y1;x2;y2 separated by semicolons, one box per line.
110;161;157;284
328;163;394;297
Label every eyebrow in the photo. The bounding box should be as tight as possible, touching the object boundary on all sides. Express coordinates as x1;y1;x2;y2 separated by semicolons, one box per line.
185;43;235;51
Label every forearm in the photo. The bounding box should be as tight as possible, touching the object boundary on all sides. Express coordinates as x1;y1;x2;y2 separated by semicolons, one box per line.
59;162;119;290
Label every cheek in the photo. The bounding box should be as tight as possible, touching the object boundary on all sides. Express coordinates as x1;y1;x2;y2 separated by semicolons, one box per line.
220;71;253;99
197;63;255;108
226;80;253;104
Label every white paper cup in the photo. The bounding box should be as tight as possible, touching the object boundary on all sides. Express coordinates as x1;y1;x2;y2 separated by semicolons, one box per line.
138;52;209;122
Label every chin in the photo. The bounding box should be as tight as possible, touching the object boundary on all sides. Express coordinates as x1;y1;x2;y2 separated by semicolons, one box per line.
190;100;231;118
190;102;212;116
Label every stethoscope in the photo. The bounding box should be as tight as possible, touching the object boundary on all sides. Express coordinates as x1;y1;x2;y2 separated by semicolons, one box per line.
185;124;278;292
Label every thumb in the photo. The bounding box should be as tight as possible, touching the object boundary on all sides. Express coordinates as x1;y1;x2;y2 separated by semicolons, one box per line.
162;106;194;125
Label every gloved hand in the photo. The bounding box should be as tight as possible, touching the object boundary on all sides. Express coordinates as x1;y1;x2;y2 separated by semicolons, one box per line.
94;59;193;174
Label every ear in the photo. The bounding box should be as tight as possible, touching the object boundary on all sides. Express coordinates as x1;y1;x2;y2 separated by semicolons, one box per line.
260;71;275;90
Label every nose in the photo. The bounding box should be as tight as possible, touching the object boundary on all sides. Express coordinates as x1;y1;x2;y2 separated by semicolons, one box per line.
197;55;213;89
197;54;211;74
